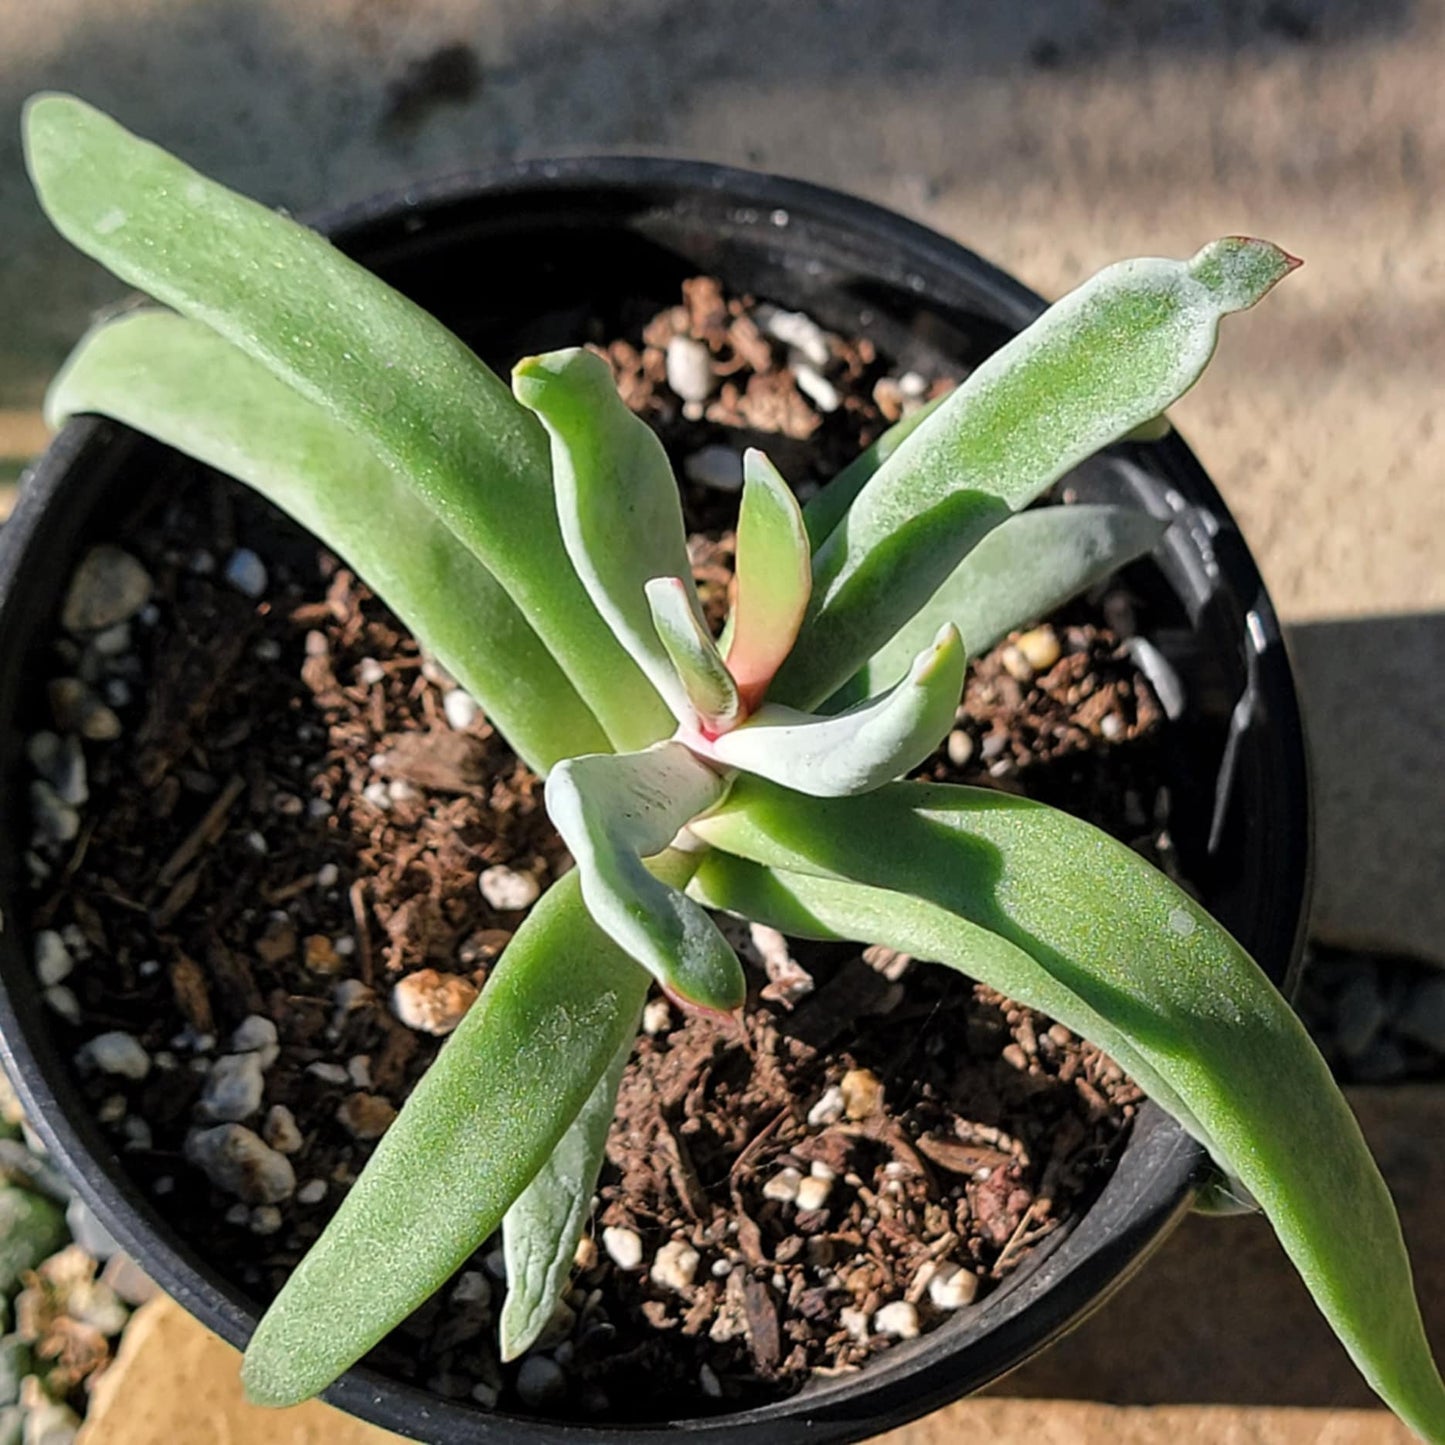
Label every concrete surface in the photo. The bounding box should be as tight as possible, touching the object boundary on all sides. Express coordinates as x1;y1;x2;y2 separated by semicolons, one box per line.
77;1086;1443;1444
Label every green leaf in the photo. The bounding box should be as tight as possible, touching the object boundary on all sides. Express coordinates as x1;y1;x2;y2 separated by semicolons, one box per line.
544;745;743;1011
725;450;811;712
46;310;609;774
23;93;663;753
708;625;964;797
690;778;1445;1444
241;869;651;1408
774;239;1299;709
828;504;1167;710
514;348;703;731
801;391;948;548
645;577;740;732
500;1020;635;1360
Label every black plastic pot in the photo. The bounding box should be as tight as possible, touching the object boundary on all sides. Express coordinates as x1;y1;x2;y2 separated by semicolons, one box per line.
0;159;1310;1443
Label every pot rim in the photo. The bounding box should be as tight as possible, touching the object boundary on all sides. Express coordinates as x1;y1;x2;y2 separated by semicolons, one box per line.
0;155;1311;1444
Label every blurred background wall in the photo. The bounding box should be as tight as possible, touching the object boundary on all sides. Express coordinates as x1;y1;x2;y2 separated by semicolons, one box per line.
1;0;1442;957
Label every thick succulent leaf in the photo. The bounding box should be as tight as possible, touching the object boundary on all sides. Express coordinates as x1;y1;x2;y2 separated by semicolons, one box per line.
500;1020;635;1360
691;778;1445;1444
801;392;948;548
829;504;1167;709
46;311;609;773
708;625;964;797
645;577;740;732
241;869;651;1408
22;93;663;753
725;450;812;712
514;349;704;730
773;239;1299;709
544;744;743;1011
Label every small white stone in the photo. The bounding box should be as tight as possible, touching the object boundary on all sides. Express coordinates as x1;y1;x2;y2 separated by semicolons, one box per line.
873;1300;920;1339
839;1306;870;1342
296;1179;328;1206
699;1363;722;1398
230;1015;279;1068
762;1167;802;1204
391;969;478;1036
30;780;80;846
361;780;391;810
809;1159;837;1181
347;1054;372;1089
253;638;282;663
1100;712;1125;741
898;370;928;398
79;1031;151;1081
602;1225;644;1271
121;1116;153;1152
223;548;268;598
186;1124;296;1203
479;865;540;911
199;1053;266;1122
387;778;420;805
263;1105;303;1155
243;830;269;857
250;1204;283;1236
34;929;74;987
224;1202;251;1227
62;546;153;633
307;1062;350;1086
442;689;480;731
946;730;975;768
682;445;744;493
796;1174;833;1211
316;863;340;889
357;657;386;685
90;621;133;657
665;335;715;403
651;1240;700;1294
757;306;831;367
794;362;841;413
104;677;133;708
807;1084;846;1127
928;1261;980;1310
27;732;88;807
641;997;672;1036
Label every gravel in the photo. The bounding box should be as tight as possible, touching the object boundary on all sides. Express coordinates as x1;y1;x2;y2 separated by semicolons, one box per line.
479;865;540;911
59;547;152;634
184;1125;296;1203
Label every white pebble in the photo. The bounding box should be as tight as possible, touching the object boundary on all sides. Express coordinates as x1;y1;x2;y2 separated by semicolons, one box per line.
347;1055;372;1088
121;1116;153;1152
602;1225;643;1271
105;678;133;708
390;969;478;1036
757;305;831;367
839;1306;870;1342
796;1175;833;1211
27;732;88;807
807;1084;845;1126
898;370;928;398
79;1031;151;1081
252;638;282;663
794;362;841;413
262;1104;303;1155
199;1052;266;1122
479;865;540;911
186;1124;296;1203
699;1363;722;1398
809;1160;837;1181
928;1261;980;1310
946;730;975;768
357;657;385;685
641;997;673;1036
34;930;74;987
307;1062;350;1086
90;621;132;657
30;780;80;846
230;1015;279;1068
873;1300;921;1339
224;1202;251;1227
1100;712;1125;740
682;445;744;493
361;780;391;810
223;548;268;598
316;863;340;889
762;1168;802;1204
651;1240;700;1294
666;335;715;403
443;689;480;731
296;1178;328;1206
61;546;153;632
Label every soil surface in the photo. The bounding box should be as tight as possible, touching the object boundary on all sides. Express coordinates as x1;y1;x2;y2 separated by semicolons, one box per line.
21;279;1175;1420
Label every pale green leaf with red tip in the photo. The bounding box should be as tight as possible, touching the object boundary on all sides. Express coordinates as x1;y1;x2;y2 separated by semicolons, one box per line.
644;577;740;733
724;450;812;712
773;238;1301;710
544;744;743;1011
707;625;965;797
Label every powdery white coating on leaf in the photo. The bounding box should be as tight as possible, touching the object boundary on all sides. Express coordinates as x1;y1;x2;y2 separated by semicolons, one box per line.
708;625;964;797
544;744;743;1010
514;347;706;734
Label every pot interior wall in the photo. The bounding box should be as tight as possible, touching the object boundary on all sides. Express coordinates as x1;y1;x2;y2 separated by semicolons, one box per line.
0;161;1309;1445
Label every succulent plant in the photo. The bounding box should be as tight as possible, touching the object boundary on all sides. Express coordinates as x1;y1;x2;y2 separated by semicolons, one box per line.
23;93;1445;1441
